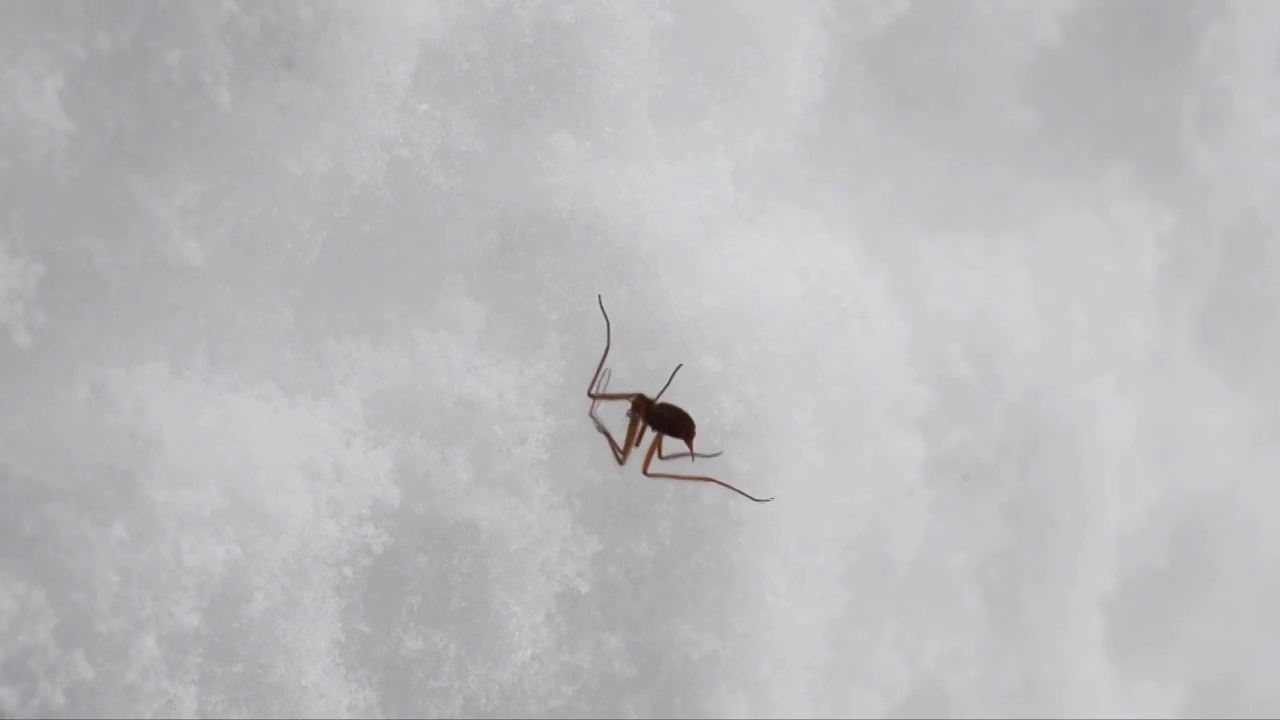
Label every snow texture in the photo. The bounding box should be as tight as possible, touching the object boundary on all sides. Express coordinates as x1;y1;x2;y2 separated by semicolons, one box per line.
2;1;1279;717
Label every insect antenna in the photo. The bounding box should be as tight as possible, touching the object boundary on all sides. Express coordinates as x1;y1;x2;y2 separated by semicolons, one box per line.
653;363;683;402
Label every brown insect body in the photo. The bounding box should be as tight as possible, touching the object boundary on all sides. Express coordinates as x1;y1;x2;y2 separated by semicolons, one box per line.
586;294;772;503
635;399;697;453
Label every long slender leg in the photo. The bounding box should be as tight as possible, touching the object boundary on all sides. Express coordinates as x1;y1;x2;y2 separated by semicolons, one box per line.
586;295;649;464
597;412;644;466
649;407;722;459
642;435;773;503
587;294;637;404
589;368;641;465
588;367;612;432
657;444;723;461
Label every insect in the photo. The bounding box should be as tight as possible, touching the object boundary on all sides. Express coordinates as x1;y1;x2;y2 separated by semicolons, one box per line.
586;294;774;503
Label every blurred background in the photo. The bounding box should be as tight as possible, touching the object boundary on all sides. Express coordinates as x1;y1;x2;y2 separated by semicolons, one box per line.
2;1;1278;717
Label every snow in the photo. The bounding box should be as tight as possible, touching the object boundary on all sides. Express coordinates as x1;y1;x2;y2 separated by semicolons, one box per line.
2;2;1279;717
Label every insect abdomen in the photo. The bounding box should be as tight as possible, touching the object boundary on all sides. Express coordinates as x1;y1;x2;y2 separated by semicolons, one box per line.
647;402;696;441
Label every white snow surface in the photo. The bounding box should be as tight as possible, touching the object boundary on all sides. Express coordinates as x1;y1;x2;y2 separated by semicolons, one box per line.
2;2;1279;717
